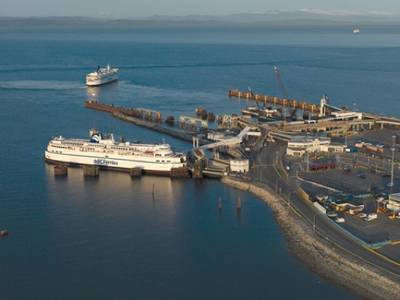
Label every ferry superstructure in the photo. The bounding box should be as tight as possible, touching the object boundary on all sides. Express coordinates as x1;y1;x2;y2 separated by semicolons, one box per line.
45;130;187;175
86;65;119;86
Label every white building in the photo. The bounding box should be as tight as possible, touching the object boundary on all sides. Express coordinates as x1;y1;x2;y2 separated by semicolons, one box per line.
388;193;400;213
320;143;347;153
230;159;249;173
330;111;363;121
287;136;345;156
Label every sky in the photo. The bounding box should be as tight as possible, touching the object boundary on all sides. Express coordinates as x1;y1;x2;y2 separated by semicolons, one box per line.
1;0;400;17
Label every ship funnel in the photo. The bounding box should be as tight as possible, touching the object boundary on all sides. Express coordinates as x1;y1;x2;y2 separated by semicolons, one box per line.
89;128;99;137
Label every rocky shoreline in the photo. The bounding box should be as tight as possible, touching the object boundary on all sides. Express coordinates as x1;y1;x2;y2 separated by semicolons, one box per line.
222;177;400;300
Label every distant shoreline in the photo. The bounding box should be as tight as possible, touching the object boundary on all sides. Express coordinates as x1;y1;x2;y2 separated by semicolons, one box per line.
2;16;400;29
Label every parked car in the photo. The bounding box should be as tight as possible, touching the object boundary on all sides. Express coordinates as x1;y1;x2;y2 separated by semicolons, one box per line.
357;172;366;179
315;194;329;203
327;211;338;218
365;213;378;222
335;217;346;223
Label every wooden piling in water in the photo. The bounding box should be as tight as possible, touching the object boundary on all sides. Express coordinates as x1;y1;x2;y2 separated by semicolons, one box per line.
218;197;222;209
236;196;242;210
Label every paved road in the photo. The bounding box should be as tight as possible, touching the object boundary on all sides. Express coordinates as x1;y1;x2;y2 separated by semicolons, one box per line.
250;141;400;279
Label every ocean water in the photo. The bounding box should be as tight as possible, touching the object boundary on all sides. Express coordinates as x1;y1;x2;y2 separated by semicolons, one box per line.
1;24;400;299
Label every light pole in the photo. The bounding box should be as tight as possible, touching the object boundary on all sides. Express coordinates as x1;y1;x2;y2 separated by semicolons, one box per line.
313;215;316;233
388;135;396;188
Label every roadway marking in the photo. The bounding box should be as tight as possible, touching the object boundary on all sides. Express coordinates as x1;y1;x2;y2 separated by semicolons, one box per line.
363;247;400;267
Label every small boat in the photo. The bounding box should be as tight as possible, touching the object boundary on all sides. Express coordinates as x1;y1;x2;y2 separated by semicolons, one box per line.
0;229;9;237
352;27;360;34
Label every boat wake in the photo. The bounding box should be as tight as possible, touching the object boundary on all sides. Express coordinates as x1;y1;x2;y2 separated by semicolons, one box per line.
0;80;85;91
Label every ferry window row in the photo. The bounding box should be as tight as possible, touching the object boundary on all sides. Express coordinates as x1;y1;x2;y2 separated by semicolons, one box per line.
52;145;70;149
62;143;84;147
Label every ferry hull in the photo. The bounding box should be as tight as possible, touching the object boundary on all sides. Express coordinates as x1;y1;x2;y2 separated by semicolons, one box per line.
44;151;185;176
45;157;176;176
86;75;118;86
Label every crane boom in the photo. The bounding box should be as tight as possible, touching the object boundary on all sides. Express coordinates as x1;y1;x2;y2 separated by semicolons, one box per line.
273;65;288;99
273;65;298;120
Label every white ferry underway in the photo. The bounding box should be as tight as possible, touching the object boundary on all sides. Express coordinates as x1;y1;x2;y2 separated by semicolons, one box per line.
45;130;187;175
86;65;118;86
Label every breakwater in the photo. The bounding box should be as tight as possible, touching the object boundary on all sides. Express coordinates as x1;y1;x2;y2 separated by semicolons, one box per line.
222;177;400;300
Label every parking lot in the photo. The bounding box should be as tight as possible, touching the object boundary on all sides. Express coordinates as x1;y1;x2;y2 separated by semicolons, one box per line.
299;167;392;195
296;165;400;262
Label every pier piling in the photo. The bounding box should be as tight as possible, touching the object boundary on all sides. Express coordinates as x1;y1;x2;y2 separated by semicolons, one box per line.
218;196;223;209
171;167;190;179
54;165;68;176
83;165;99;177
130;167;143;178
192;160;204;179
236;196;242;210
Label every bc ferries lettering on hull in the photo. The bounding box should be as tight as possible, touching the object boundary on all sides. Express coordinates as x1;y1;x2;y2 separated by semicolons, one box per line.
44;129;187;175
86;65;119;86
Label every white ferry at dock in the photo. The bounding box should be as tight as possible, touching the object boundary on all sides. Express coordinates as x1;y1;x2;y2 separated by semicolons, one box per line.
86;65;119;86
44;130;187;175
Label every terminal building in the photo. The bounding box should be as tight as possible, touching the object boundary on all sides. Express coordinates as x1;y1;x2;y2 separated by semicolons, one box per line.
287;136;345;156
230;159;249;173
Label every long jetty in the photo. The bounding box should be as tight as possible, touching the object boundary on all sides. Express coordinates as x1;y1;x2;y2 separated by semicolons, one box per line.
228;89;320;113
85;100;208;145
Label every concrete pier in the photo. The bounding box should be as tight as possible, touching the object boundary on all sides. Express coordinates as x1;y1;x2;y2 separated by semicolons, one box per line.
85;101;209;145
171;167;190;178
83;165;99;177
130;167;142;178
54;165;68;176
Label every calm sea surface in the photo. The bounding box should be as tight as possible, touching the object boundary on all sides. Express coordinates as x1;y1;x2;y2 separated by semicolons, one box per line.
1;25;400;299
